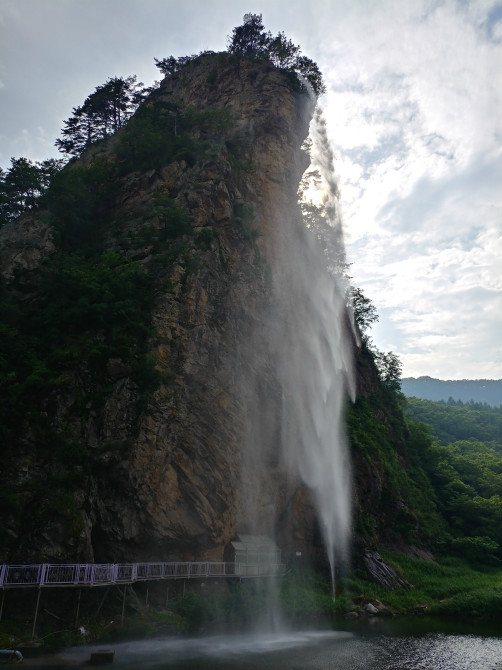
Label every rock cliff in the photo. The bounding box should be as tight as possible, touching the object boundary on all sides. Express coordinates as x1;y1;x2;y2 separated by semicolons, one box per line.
0;52;436;573
0;54;333;564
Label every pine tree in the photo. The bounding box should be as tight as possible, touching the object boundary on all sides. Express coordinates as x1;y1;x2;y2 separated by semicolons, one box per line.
0;157;64;226
227;14;326;96
227;13;269;56
55;76;146;158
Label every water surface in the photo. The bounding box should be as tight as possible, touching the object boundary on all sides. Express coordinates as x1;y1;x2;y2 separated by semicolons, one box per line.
47;620;502;670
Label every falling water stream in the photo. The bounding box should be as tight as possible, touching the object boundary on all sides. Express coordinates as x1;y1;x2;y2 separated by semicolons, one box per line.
237;100;354;598
274;106;355;586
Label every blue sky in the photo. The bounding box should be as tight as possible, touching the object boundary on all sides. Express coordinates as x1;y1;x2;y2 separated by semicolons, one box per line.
1;0;501;380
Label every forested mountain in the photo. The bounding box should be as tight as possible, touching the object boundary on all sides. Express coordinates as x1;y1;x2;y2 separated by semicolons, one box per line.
401;376;502;407
404;397;502;447
404;397;502;562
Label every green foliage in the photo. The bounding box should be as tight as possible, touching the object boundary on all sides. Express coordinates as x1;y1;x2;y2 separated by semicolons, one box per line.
226;137;254;174
115;100;193;172
154;51;217;76
433;583;502;620
292;55;326;96
36;252;153;350
115;96;233;173
0;252;154;449
347;393;444;544
405;396;502;446
167;574;339;633
450;536;499;562
195;227;218;250
349;286;379;334
280;570;337;622
268;31;301;68
155;17;326;96
374;350;403;395
227;13;270;56
297;176;348;278
188;108;234;138
45;158;119;251
417;437;502;561
233;201;260;242
172;592;211;633
154;195;191;240
401;398;502;562
343;551;502;621
347;394;390;459
0;248;156;554
227;14;326;96
346;291;502;562
4;465;90;556
0;157;64;226
55;75;146;157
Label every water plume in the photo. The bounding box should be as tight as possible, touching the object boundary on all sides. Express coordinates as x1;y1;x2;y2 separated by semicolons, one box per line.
239;103;354;596
278;106;354;585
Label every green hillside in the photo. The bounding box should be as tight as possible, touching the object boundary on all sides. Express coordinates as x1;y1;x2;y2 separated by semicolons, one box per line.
404;397;502;447
403;397;502;563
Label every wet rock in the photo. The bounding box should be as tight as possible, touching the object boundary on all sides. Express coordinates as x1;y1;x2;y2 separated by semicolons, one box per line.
354;595;394;618
363;550;412;590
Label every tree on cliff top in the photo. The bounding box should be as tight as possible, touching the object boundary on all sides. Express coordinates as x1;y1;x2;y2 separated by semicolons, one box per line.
227;12;270;55
0;157;64;227
227;13;326;96
154;16;325;95
55;75;146;158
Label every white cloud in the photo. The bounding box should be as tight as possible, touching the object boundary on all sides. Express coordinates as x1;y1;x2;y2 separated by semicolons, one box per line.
312;0;502;378
0;0;500;379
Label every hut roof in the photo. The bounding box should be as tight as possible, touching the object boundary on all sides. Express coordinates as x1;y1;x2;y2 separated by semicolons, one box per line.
230;534;280;555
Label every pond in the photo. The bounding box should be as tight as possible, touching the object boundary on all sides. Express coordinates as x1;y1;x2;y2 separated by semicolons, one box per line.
34;618;502;670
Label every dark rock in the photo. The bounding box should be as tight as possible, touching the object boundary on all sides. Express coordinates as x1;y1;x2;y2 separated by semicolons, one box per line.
363;551;412;590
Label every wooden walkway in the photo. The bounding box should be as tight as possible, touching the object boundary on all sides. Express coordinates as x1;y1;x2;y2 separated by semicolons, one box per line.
0;561;286;589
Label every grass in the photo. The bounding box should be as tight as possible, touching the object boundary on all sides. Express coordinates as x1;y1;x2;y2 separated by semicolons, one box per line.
340;552;502;621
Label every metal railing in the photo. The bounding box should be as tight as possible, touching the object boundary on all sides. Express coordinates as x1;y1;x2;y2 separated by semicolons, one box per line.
0;561;286;588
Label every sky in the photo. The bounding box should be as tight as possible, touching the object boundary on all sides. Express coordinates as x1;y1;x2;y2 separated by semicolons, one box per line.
1;0;501;381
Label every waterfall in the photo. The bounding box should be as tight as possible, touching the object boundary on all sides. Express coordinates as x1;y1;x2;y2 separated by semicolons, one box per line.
275;106;355;585
239;104;354;599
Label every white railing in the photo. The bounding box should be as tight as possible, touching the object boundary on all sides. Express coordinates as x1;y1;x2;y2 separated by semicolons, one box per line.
0;562;286;588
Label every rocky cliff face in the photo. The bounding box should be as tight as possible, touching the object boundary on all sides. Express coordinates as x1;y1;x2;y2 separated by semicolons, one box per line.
0;55;331;564
1;53;435;573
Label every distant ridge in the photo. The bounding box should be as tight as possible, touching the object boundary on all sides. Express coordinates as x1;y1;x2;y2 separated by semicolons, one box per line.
401;376;502;407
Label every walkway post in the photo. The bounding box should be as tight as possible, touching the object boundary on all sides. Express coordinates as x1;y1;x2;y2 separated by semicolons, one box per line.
32;589;41;639
74;588;82;628
121;585;127;625
95;588;109;618
0;590;5;622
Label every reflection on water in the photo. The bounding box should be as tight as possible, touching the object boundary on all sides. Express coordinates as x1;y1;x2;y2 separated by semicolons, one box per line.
51;622;502;670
